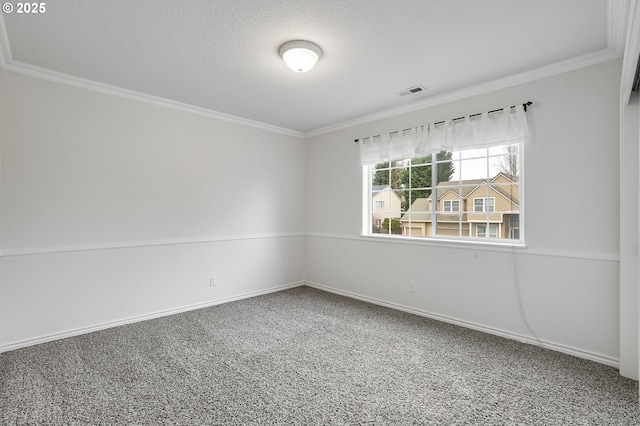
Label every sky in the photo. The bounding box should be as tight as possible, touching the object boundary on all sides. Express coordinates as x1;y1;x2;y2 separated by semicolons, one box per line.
448;145;516;181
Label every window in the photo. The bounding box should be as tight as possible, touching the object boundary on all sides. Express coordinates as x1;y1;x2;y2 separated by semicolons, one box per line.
365;143;522;243
509;215;520;239
443;200;460;212
376;201;385;209
477;224;498;238
473;197;495;212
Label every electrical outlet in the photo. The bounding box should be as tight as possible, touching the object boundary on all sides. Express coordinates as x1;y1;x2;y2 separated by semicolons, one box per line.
210;276;217;287
410;280;417;292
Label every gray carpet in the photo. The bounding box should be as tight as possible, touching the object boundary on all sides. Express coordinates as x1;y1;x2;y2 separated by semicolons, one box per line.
1;286;638;425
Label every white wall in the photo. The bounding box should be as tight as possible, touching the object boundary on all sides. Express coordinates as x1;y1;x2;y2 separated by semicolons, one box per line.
0;58;631;379
306;59;624;369
0;71;306;351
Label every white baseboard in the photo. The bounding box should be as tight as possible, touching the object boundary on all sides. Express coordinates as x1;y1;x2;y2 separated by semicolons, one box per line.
304;281;620;369
2;279;620;370
0;281;305;353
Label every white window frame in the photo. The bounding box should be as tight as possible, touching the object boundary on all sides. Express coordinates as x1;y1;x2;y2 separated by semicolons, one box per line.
477;223;498;238
362;143;524;247
473;197;495;213
443;199;460;212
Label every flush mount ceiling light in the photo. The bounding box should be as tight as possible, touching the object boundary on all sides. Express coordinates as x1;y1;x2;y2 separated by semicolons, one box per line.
279;40;322;73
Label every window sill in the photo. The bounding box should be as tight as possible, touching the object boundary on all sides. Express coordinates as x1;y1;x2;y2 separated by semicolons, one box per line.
360;233;526;252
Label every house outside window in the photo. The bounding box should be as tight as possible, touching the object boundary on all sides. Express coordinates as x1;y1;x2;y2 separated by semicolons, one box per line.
371;184;403;234
365;143;522;243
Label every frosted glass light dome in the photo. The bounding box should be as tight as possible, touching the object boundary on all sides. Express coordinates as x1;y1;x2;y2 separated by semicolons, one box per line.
279;40;322;73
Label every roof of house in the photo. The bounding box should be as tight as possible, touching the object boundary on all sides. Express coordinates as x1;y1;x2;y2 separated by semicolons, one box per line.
372;184;404;203
437;173;519;205
437;178;485;199
399;198;431;222
372;185;388;197
399;173;519;222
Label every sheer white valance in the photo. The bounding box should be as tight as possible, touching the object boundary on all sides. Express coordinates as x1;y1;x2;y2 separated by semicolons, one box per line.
359;103;531;165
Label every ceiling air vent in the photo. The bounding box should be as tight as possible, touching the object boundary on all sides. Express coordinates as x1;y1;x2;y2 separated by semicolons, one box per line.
398;85;427;96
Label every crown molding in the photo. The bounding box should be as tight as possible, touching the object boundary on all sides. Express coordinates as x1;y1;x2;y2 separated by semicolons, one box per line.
1;60;305;138
304;48;622;138
0;2;626;140
0;12;304;140
306;0;628;138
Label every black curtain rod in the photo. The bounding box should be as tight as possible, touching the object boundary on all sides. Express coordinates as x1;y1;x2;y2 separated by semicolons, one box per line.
354;101;532;143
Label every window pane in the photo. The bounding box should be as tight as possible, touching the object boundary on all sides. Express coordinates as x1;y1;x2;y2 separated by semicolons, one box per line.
410;163;431;188
490;144;520;177
488;144;509;156
459;148;487;160
487;198;495;212
458;158;489;180
365;143;523;244
400;198;430;237
436;220;467;237
507;214;520;239
492;182;520;213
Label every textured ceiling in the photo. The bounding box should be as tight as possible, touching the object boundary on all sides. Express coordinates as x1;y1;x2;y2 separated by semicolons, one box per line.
1;0;615;133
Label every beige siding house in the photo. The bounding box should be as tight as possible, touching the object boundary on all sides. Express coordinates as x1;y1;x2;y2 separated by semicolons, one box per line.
400;173;520;239
371;185;403;232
